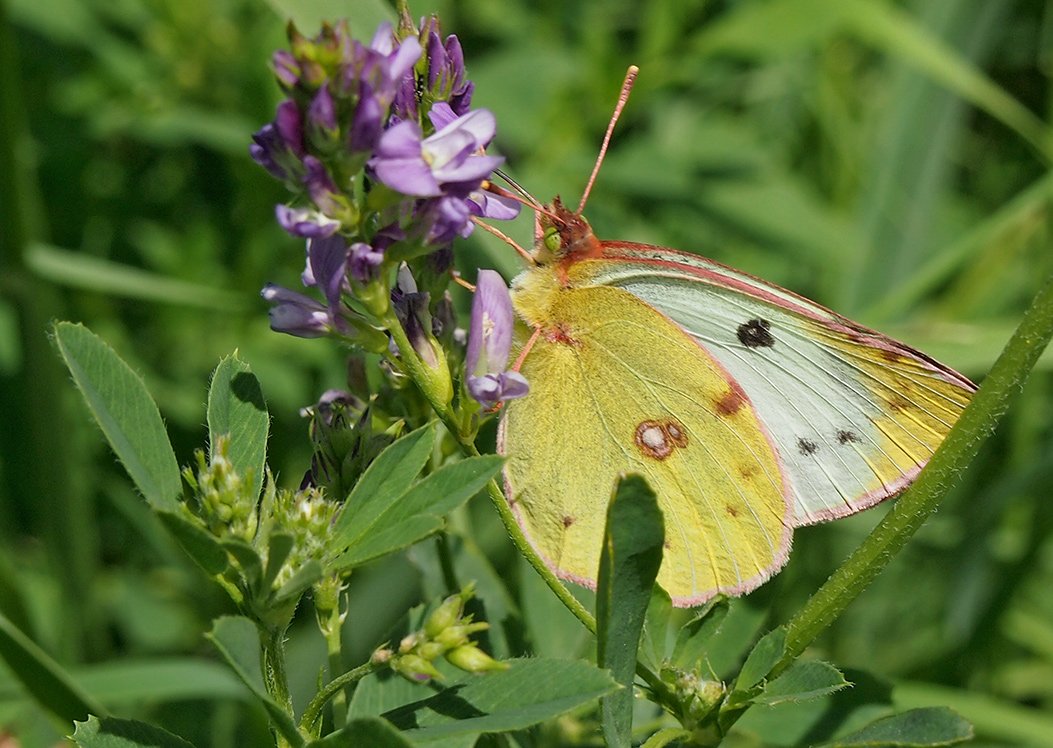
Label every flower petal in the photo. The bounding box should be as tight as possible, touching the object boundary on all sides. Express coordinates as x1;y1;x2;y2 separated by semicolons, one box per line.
466;269;513;378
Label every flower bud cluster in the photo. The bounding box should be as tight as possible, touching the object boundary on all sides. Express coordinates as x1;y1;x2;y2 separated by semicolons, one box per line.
383;585;507;683
182;438;340;607
266;483;339;589
659;666;727;728
183;436;258;541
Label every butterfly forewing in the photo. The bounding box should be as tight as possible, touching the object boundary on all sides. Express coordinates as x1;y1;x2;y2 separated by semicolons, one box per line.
575;243;976;526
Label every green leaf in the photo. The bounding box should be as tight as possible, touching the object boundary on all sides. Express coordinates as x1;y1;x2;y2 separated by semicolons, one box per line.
638;585;672;671
260;532;296;594
596;475;664;748
272;560;324;604
27;243;246;311
71;715;195;748
384;658;618;738
671;598;730;670
222;538;264;593
206;616;303;747
393;455;505;520
819;707;973;747
207;354;269;500
641;728;694;748
0;612;105;724
336;455;504;567
73;658;247;705
733;627;787;694
338;516;444;568
306;717;412;748
752;660;850;706
52;322;181;510
156;511;228;576
331;424;436;548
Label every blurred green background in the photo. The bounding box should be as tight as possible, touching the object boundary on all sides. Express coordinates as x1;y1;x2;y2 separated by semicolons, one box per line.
2;0;1052;744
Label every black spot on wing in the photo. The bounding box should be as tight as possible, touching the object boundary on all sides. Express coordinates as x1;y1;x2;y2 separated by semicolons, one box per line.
837;430;860;445
797;438;819;455
737;318;774;348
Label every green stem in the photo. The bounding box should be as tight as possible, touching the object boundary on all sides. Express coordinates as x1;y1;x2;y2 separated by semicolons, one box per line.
300;660;378;733
436;532;459;593
262;626;295;733
322;606;346;733
776;270;1053;674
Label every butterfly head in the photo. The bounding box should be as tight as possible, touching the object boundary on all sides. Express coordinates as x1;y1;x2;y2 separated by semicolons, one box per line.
535;196;603;265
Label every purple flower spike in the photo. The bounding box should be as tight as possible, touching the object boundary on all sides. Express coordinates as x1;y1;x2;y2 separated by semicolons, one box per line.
370;109;503;198
275;204;340;238
465;270;528;407
261;284;331;338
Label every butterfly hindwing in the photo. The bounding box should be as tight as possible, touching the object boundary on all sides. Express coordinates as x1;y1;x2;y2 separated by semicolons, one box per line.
501;269;792;605
575;243;976;526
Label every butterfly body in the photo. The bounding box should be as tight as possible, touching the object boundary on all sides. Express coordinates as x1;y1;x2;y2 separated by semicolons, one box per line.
499;200;976;606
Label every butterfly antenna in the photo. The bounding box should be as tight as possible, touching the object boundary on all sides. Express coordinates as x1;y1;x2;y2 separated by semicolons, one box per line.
577;65;639;214
492;169;544;210
471;216;535;264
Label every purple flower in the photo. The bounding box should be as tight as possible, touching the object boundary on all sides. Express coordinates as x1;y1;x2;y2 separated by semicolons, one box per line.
424;196;473;244
410;18;474;119
465;270;528;407
302;156;341;216
302;234;349;307
272;49;300;89
275;100;305;157
345;24;421;110
250;124;292;181
348;242;384;283
261;284;331;338
307;85;338;145
349;82;383;152
275;204;340;238
369;109;503;198
467;189;521;221
391;266;439;368
424;29;474;116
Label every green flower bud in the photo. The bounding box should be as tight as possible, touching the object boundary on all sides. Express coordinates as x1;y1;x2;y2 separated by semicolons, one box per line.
445;645;508;674
434;621;488;650
424;592;465;638
393;654;443;683
416;641;446;661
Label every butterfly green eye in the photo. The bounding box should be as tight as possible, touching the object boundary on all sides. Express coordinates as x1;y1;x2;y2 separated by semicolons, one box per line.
543;227;561;254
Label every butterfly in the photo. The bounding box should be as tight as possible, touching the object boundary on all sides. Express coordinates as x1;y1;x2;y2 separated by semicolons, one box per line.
493;69;976;608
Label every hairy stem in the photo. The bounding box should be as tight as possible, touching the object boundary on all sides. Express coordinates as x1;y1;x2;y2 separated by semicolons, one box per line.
300;660;378;733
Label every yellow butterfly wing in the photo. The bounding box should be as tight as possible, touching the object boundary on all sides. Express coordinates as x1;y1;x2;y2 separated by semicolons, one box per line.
499;265;793;605
577;243;977;526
